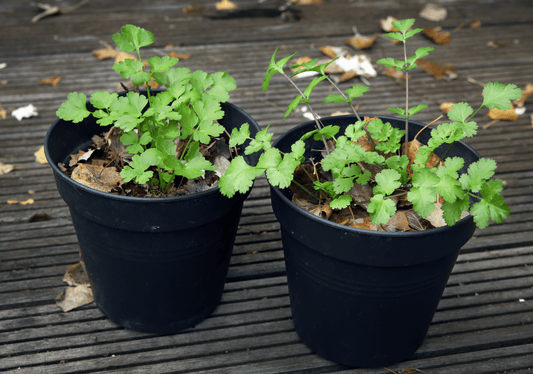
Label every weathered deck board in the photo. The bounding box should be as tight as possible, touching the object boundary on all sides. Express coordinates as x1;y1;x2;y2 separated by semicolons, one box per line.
1;0;533;372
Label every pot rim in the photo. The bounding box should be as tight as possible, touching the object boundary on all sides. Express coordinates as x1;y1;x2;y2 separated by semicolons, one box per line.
271;114;478;238
44;99;258;204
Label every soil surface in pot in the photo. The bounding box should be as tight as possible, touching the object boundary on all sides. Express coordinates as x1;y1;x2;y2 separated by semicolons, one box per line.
288;116;468;233
58;125;234;198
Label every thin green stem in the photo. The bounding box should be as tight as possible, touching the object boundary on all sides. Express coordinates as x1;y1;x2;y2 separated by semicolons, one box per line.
292;180;325;204
403;41;409;157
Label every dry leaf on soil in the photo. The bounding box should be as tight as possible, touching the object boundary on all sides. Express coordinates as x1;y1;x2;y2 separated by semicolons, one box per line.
423;27;452;45
39;76;61;86
71;163;124;193
69;149;95;167
405;138;442;177
383;211;411;232
419;3;447;22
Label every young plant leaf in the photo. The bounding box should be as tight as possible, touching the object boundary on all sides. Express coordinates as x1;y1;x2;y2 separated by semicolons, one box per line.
471;179;510;229
229;123;251;147
56;92;91;123
112;24;155;54
330;194;352;210
219;156;263;198
367;194;397;225
482;82;522;110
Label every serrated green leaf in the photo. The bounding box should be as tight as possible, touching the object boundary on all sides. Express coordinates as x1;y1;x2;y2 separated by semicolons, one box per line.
90;92;118;110
121;154;153;184
219;156;263;198
330;194;352;210
442;196;471;226
471;179;510;229
148;56;179;73
256;148;282;171
405;28;424;39
112;59;151;85
246;125;273;154
435;157;464;179
346;85;370;99
266;152;299;189
376;58;404;69
392;18;415;33
482;81;522;110
382;32;405;43
408;168;439;217
313;125;339;141
57;92;91;123
284;96;303;119
323;94;349;105
345;122;366;141
112;24;154;53
408;104;428;116
190;70;213;92
367;194;397;225
459;158;497;192
333;176;356;194
374;169;401;196
434;175;466;203
386;107;407;117
229;123;250;147
447;102;473;123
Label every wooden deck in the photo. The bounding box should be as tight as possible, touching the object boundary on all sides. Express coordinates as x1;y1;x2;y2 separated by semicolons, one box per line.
1;0;533;372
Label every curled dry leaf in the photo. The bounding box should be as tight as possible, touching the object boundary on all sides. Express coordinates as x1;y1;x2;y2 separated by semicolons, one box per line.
183;5;202;13
216;0;238;10
405;138;442;177
513;83;533;108
348;182;372;209
419;3;447;22
345;33;378;50
63;262;90;287
7;198;35;205
69;149;95;167
55;284;93;312
487;41;509;48
470;20;482;29
380;16;399;32
351;217;382;231
440;102;456;114
319;46;345;59
488;106;519;121
167;51;191;60
92;46;122;60
29;212;52;222
39;76;61;86
423;27;452;45
71;163;124;193
34;146;48;164
0;163;14;175
383;211;411;232
416;59;458;80
384;66;407;82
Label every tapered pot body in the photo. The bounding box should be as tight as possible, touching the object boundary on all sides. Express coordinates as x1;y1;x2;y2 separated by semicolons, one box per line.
45;93;260;333
270;115;478;367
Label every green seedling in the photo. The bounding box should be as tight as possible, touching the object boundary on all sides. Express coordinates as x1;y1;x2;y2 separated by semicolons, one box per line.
220;18;521;229
57;24;239;193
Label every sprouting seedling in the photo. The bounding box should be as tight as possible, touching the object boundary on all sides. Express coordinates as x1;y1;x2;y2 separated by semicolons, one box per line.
56;24;240;194
376;18;434;156
218;19;522;230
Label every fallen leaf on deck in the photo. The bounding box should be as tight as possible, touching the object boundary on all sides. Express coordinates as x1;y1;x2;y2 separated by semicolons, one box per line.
416;59;458;80
92;46;121;60
7;198;35;205
336;55;377;78
31;2;61;23
513;83;533;108
56;284;94;312
380;16;399;32
183;5;202;13
216;0;238;10
12;104;38;121
488;106;519;121
470;20;482;29
384;66;407;82
319;46;345;59
71;163;124;193
440;102;456;114
167;51;191;60
487;41;509;48
63;262;90;286
0;163;14;175
0;63;6;69
290;0;323;4
34;146;48;164
39;76;61;86
419;3;447;22
423;27;452;45
345;32;378;50
0;104;6;119
29;212;52;222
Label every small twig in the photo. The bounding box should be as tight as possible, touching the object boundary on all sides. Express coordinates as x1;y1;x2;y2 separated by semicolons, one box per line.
414;115;443;141
482;118;500;129
62;0;91;13
467;77;486;87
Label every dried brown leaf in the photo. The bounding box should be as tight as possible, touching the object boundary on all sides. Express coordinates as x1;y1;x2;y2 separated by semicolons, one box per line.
423;27;452;45
0;163;14;175
416;59;458;80
513;83;533;108
384;66;407;82
470;20;482;29
319;46;342;59
29;212;52;222
487;41;509;48
167;51;191;60
55;284;93;312
488;106;519;121
7;198;35;205
380;16;399;32
71;164;124;193
350;217;382;231
34;146;48;164
345;33;378;50
419;3;447;22
39;76;61;86
440;102;455;114
383;211;411;232
405;139;442;177
216;0;238;10
92;46;121;60
183;5;202;13
63;262;90;287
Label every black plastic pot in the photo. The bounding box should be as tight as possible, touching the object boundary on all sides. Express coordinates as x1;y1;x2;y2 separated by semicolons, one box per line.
45;91;261;333
270;115;479;367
